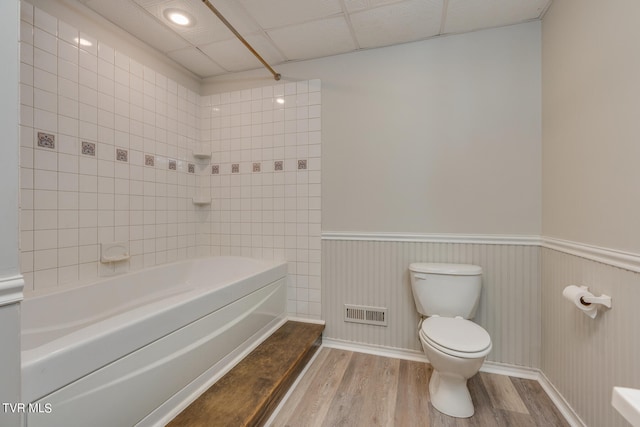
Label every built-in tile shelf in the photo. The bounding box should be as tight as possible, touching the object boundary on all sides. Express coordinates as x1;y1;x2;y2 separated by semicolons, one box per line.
193;152;212;160
192;197;212;206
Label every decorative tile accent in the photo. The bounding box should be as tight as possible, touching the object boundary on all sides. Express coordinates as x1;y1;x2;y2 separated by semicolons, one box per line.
116;148;128;162
37;132;55;149
145;154;155;167
298;159;307;170
274;160;283;171
232;163;240;173
212;164;219;174
253;162;261;172
168;159;176;170
81;141;96;156
188;163;195;173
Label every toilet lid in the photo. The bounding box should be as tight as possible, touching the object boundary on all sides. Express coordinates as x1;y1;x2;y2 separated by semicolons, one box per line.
421;317;491;354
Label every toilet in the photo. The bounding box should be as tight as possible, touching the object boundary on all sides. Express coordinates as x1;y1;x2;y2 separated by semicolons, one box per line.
409;263;492;418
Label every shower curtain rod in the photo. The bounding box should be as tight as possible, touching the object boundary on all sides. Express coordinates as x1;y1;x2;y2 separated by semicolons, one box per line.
201;0;282;81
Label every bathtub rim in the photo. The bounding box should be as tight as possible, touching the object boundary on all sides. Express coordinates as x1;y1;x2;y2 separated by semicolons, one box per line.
21;256;288;403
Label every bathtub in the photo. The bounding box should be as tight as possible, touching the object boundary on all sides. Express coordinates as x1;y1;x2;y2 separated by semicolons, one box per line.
21;256;288;427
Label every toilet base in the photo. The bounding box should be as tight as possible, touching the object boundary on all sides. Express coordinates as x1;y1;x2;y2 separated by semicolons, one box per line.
429;370;475;418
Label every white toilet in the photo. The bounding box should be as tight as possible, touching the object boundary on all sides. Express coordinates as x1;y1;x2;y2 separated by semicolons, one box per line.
409;263;492;418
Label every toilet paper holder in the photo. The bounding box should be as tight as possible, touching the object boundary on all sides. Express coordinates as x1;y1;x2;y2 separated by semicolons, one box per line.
578;286;612;308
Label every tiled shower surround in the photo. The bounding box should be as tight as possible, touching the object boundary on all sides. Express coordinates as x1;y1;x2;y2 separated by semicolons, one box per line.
18;2;321;318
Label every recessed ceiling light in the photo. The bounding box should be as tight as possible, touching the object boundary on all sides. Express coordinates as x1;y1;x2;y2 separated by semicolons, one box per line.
163;8;195;27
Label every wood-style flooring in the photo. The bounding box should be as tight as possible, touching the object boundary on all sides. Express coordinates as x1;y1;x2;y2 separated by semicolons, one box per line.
168;321;324;427
269;348;569;427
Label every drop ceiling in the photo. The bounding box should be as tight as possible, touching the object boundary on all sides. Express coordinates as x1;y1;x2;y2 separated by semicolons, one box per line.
78;0;552;79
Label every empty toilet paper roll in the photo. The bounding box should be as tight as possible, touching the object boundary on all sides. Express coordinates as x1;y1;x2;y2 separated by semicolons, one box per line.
562;285;598;319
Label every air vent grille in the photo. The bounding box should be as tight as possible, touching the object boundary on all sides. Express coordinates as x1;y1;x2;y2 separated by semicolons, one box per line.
344;304;388;326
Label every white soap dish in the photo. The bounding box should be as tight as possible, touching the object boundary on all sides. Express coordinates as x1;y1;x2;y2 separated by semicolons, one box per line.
100;241;130;263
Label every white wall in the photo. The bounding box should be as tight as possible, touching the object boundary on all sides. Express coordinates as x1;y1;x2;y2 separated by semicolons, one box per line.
542;1;640;425
542;0;640;253
204;22;542;236
0;0;23;424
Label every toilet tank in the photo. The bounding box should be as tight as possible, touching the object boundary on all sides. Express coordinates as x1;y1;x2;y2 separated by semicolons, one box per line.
409;263;483;319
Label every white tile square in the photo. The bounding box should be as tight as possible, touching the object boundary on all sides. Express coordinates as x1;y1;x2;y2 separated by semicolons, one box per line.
34;229;57;250
58;229;79;248
21;1;34;24
34;28;56;54
58;20;78;45
33;68;56;92
34;149;57;171
34;108;57;132
20;62;33;85
79;33;97;55
98;42;114;64
58;191;79;210
34;7;57;36
20;41;34;66
20;21;33;44
58;77;78;100
58;58;79;83
58;265;79;285
58;40;78;64
34;210;57;230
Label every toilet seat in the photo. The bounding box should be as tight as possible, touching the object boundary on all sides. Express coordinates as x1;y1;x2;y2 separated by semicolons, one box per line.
420;316;492;359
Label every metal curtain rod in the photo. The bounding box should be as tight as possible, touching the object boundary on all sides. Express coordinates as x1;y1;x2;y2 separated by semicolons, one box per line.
201;0;281;81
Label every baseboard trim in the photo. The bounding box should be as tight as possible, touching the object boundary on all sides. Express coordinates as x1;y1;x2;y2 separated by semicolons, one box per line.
323;338;429;363
537;370;587;427
322;338;584;427
0;274;24;307
287;316;326;325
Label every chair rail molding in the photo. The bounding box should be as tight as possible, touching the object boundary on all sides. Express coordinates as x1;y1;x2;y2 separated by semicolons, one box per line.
0;275;24;307
542;236;640;273
321;232;640;273
321;232;540;246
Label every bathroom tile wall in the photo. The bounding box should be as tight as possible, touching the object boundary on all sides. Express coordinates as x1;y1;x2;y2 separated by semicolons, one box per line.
19;2;201;292
199;81;322;318
18;3;323;319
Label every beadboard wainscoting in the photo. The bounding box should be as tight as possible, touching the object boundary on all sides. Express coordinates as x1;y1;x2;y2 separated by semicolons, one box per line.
541;247;640;427
322;234;541;368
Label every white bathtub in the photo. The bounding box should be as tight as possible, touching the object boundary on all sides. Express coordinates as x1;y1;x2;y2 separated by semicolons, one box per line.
21;256;288;427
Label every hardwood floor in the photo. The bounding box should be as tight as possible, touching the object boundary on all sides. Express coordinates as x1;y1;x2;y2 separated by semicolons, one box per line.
269;348;569;427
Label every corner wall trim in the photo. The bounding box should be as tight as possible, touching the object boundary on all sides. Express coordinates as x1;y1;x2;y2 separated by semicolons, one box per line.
0;274;25;306
321;232;541;246
542;236;640;273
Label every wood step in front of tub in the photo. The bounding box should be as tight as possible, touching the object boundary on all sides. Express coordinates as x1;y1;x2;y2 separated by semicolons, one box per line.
167;320;324;427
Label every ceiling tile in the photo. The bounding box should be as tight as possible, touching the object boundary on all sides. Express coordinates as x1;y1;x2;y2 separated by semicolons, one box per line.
133;0;258;45
267;16;357;61
84;0;190;53
199;34;284;72
350;0;443;49
444;0;549;34
238;0;343;29
343;0;404;13
166;47;226;77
